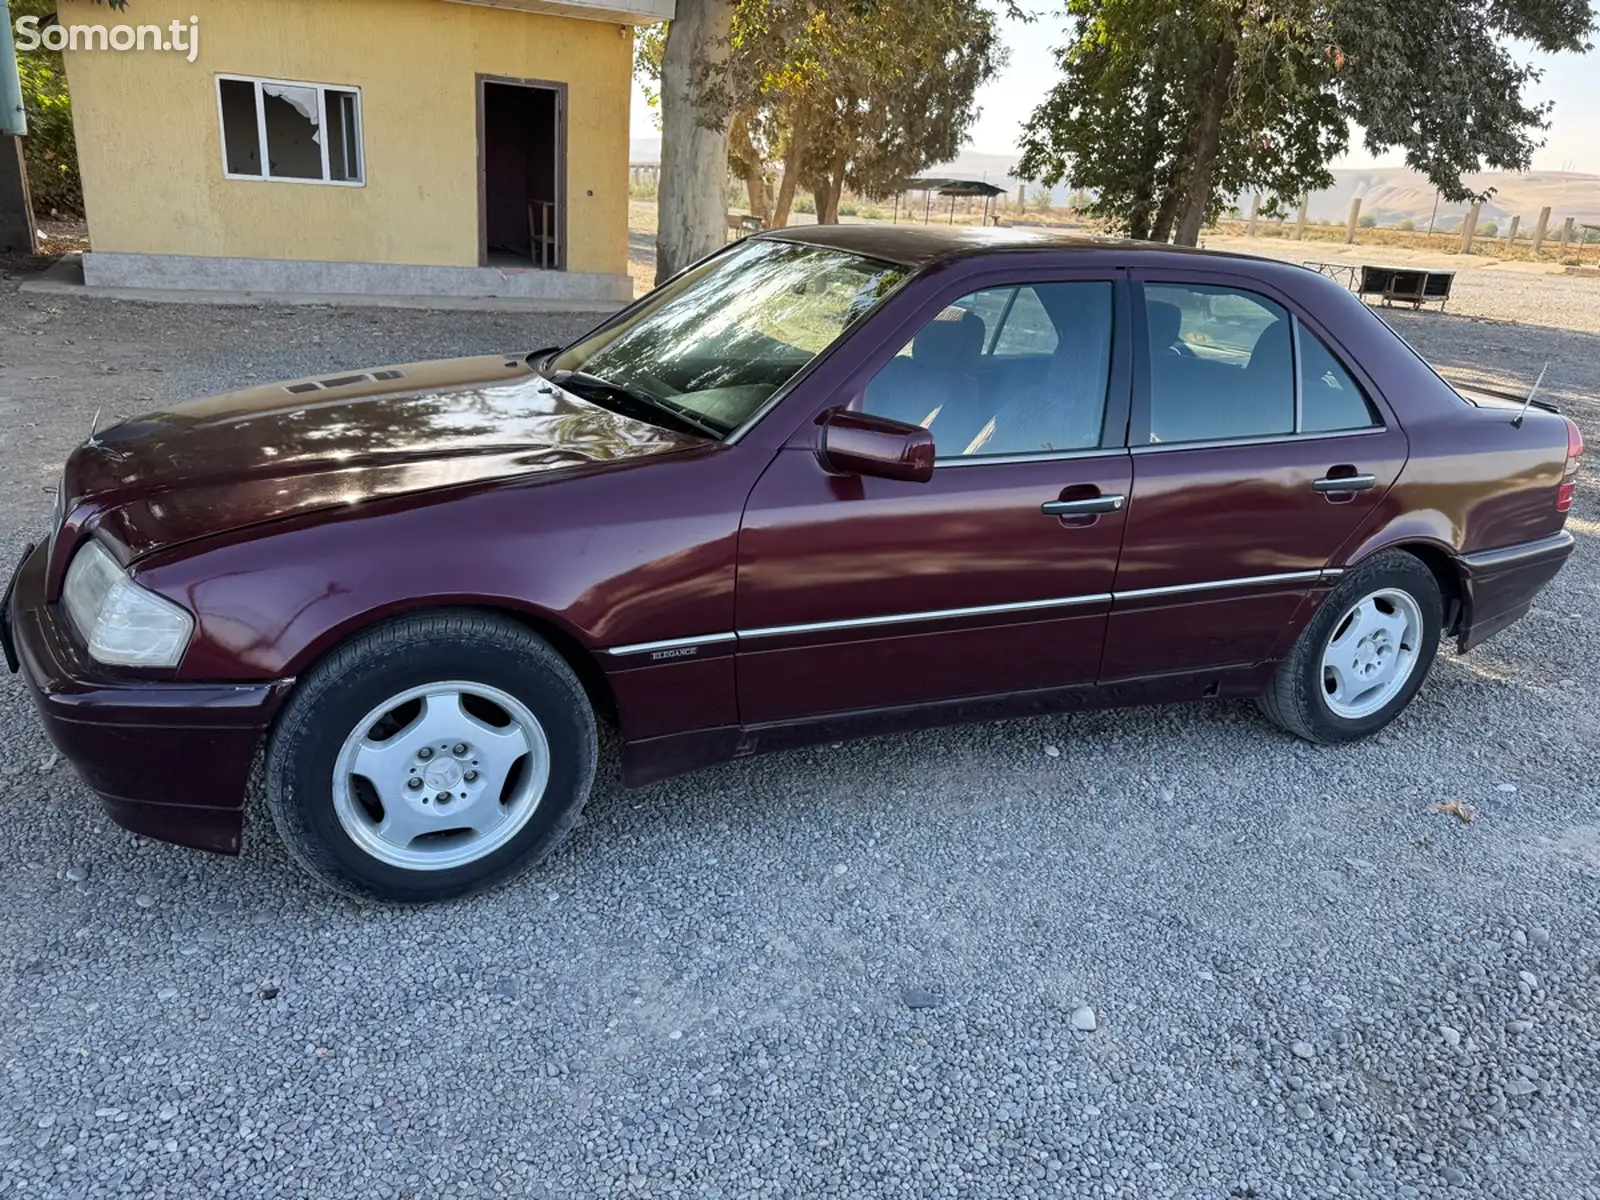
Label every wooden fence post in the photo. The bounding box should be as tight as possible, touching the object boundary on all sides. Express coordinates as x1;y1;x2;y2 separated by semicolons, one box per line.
1531;206;1551;254
1460;201;1481;253
1559;216;1575;252
1506;215;1520;245
1345;198;1361;244
1246;193;1260;237
1295;196;1309;240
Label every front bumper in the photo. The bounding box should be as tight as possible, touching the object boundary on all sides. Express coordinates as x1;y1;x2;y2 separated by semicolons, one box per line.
1458;530;1576;653
4;541;291;854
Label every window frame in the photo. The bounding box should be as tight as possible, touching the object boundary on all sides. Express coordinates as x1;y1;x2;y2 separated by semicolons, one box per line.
215;73;365;188
842;267;1134;467
1129;275;1390;451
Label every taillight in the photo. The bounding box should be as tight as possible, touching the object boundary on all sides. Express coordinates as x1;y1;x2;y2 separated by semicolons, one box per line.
1557;417;1583;513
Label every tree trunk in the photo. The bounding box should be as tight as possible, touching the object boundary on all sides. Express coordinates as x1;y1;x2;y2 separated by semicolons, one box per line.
771;124;807;228
1172;37;1236;248
729;110;769;224
655;0;735;284
1150;184;1184;243
816;147;848;224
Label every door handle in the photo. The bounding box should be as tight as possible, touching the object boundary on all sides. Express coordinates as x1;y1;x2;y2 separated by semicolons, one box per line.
1312;474;1376;493
1042;494;1125;516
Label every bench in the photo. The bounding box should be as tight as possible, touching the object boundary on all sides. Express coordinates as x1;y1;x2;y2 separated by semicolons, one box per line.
1357;265;1455;310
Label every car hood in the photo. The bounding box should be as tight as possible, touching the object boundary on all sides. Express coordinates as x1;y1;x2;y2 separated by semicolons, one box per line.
63;354;705;562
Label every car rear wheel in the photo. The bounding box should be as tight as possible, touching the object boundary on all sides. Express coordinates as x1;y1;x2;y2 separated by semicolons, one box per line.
1257;551;1442;743
265;611;597;903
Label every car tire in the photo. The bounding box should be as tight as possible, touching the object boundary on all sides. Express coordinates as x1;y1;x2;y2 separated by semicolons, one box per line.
264;610;597;903
1257;550;1442;744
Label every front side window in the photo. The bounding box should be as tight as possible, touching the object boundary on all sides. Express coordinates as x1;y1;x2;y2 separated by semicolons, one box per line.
218;76;363;185
860;281;1113;459
549;239;907;436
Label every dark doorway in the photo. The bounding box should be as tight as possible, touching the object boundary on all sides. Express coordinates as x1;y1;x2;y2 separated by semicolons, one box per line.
480;78;563;270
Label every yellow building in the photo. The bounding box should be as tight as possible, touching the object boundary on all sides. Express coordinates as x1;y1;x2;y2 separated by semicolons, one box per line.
58;0;666;302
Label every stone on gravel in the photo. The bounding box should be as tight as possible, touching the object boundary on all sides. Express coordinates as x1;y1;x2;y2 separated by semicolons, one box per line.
1291;1041;1316;1060
63;865;88;882
901;987;941;1010
1070;1005;1097;1032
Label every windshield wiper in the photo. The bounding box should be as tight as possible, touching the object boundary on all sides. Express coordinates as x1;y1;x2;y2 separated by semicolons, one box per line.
547;370;725;441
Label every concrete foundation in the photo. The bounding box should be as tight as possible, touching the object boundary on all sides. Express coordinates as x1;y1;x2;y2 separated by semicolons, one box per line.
81;251;634;303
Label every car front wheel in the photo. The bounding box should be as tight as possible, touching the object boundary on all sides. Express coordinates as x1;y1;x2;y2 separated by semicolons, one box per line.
1257;550;1442;743
265;611;597;903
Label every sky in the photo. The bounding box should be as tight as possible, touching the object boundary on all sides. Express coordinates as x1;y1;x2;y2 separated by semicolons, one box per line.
629;14;1600;175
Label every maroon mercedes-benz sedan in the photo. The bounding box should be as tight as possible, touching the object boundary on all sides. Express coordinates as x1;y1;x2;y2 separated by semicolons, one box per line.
3;227;1581;901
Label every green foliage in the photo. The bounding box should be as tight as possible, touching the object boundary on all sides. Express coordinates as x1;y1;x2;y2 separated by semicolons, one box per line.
1477;220;1499;237
1395;217;1415;231
836;199;857;216
791;193;816;213
11;1;78;214
1358;213;1377;227
1016;0;1596;242
643;0;1003;223
9;0;128;215
1016;0;1347;243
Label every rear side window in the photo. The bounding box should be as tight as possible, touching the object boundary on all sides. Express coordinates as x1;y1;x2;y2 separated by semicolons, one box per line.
1298;320;1380;432
1141;284;1383;444
1143;284;1295;443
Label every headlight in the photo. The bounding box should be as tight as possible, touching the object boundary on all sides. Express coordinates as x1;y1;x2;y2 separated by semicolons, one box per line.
61;540;194;668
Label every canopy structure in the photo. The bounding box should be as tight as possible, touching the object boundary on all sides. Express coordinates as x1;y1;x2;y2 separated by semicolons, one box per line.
895;177;1008;226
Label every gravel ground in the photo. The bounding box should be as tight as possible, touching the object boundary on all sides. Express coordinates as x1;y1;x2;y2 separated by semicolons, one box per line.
3;274;1600;1200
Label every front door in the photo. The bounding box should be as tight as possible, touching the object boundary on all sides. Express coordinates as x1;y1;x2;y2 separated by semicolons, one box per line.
735;272;1134;725
1102;272;1409;680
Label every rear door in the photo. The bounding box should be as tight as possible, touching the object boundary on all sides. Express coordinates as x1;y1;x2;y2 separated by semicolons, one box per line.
1103;271;1409;681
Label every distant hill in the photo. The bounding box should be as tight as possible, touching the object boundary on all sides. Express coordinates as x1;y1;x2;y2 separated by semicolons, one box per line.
628;138;1600;227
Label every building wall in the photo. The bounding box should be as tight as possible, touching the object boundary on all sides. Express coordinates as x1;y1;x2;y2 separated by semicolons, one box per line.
60;0;633;276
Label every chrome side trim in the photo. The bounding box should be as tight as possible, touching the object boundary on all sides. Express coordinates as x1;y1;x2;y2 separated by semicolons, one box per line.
935;446;1126;468
604;570;1348;654
740;592;1113;641
1459;530;1575;573
1131;426;1387;454
1115;569;1335;601
605;632;737;657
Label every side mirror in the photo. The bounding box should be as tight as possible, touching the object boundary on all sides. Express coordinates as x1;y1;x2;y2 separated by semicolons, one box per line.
818;408;935;483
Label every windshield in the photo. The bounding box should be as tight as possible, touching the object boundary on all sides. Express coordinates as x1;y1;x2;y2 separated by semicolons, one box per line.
549;239;908;436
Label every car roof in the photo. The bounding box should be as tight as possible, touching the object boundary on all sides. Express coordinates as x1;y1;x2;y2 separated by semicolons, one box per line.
760;222;1283;272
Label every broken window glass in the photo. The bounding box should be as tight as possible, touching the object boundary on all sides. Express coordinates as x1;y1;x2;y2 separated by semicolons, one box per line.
217;77;364;184
261;83;323;180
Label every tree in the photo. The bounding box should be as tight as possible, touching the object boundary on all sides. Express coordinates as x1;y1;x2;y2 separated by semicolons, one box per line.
654;0;737;284
1017;0;1594;245
639;0;1002;233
